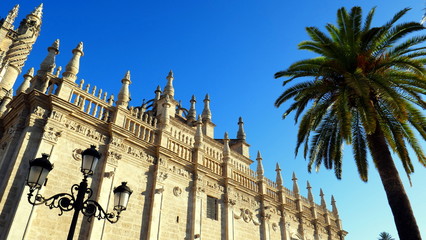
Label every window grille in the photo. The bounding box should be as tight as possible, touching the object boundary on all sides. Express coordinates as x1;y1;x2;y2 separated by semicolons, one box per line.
206;196;218;220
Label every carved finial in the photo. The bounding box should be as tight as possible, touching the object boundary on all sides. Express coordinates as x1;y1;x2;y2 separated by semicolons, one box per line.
51;39;60;50
124;70;131;80
331;195;339;216
39;39;59;74
187;95;197;122
195;115;203;147
16;68;34;94
117;71;132;108
307;181;314;202
155;85;162;101
320;188;326;208
108;94;114;105
55;66;62;77
202;94;212;122
63;42;84;82
76;42;83;52
223;132;230;156
292;172;299;194
164;70;174;98
26;67;34;77
275;163;283;186
5;4;19;25
256;151;264;177
237;116;246;140
31;3;43;19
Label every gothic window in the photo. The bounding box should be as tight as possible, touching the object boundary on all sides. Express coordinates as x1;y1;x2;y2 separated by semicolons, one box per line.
206;196;218;220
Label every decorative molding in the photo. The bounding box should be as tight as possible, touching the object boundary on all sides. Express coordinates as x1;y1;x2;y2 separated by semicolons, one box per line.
272;223;278;231
107;151;122;165
155;187;165;194
234;208;260;225
42;126;62;143
49;110;63;122
224;195;237;206
204;180;225;193
157;171;168;183
72;148;82;161
173;186;182;197
104;171;115;178
32;106;50;119
127;145;155;164
110;136;125;149
168;164;192;179
63;119;108;143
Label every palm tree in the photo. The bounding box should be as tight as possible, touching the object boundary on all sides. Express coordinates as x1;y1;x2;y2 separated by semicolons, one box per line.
274;7;425;240
378;232;395;240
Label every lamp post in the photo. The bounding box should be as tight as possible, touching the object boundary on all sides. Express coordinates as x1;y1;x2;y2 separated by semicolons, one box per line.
25;145;132;240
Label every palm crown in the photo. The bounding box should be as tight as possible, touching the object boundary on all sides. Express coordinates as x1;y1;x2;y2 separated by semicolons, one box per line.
275;7;425;239
275;7;426;181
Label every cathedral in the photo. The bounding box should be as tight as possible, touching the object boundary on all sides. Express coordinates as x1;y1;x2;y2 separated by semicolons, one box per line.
0;4;347;240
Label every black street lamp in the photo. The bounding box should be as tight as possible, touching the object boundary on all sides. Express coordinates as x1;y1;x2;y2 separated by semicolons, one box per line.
26;145;132;240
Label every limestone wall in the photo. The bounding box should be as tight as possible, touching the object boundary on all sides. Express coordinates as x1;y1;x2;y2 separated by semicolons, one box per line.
0;76;347;240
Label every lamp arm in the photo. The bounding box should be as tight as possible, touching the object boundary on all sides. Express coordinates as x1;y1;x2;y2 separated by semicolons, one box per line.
82;199;121;223
27;185;79;216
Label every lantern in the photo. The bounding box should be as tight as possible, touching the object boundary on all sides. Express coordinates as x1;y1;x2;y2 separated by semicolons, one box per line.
113;182;133;212
27;154;53;190
81;145;101;176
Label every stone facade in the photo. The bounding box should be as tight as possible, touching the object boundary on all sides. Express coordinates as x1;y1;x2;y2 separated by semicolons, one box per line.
0;5;347;240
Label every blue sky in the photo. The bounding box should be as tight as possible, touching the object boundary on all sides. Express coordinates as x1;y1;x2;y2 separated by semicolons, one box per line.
4;0;426;239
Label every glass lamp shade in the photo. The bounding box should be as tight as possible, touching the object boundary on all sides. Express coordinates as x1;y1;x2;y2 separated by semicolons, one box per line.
113;182;133;212
26;154;53;190
81;145;101;176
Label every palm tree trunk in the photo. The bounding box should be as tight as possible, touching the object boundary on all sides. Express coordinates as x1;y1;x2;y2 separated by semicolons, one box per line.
366;124;422;240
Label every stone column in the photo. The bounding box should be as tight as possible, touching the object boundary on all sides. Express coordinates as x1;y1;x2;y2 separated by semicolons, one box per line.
145;155;168;240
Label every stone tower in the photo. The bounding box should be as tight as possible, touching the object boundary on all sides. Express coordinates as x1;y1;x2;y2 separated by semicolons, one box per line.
0;4;42;98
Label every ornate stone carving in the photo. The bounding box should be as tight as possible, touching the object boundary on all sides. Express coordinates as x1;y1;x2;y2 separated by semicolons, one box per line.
234;208;260;225
72;148;82;161
272;223;278;231
104;171;115;178
107;151;122;165
63;119;108;143
32;106;50;119
205;180;225;193
42;127;62;143
126;146;155;164
155;187;165;194
49;110;63;122
157;171;168;182
173;186;182;197
261;213;271;221
168;164;192;179
224;195;237;206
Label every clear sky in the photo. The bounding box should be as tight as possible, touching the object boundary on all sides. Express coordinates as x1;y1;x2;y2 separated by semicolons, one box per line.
3;0;425;239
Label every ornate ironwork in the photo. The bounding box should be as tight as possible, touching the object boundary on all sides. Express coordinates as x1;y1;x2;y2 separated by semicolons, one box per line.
27;180;119;223
27;185;77;216
83;200;120;223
